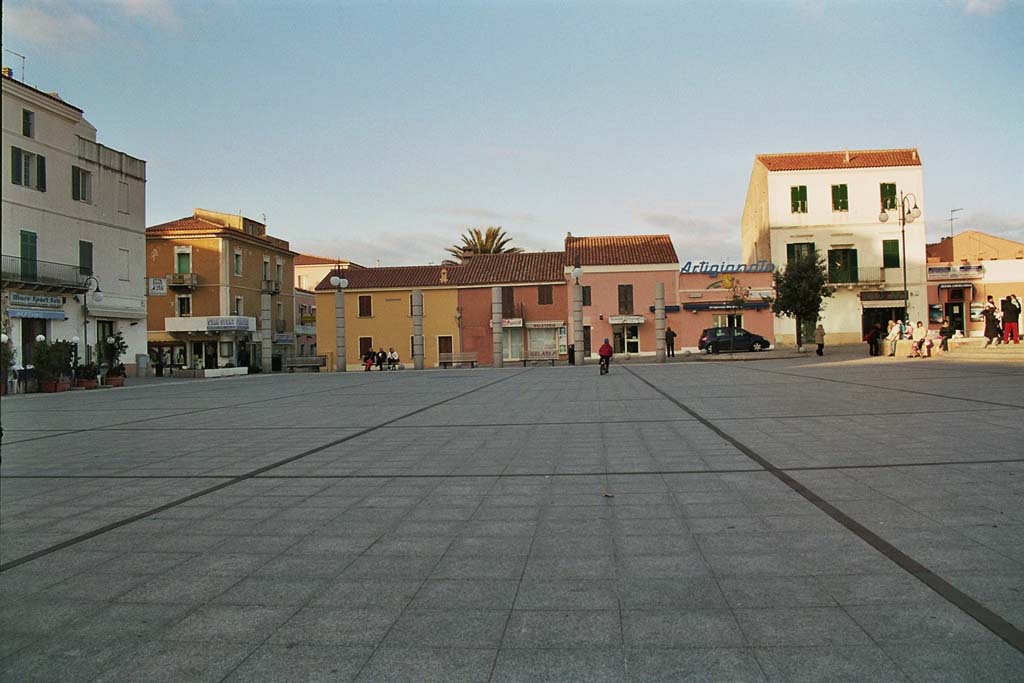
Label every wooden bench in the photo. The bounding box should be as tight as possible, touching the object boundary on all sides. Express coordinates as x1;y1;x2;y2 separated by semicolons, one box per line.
285;355;327;372
522;352;558;367
438;352;478;368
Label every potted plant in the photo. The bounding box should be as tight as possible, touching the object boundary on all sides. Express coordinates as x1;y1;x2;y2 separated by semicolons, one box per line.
103;331;129;387
76;362;99;389
0;333;14;396
34;340;73;392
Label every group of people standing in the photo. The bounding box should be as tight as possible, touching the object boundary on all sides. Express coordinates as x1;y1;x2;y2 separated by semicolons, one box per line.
363;347;400;371
980;294;1021;347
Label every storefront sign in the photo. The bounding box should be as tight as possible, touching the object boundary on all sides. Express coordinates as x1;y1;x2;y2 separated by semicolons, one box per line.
272;334;295;344
206;316;254;332
937;282;973;290
928;264;984;280
10;293;62;308
683;302;770;311
860;290;907;302
609;315;646;324
490;318;523;328
681;259;775;278
148;278;168;296
558;325;568;354
525;321;563;328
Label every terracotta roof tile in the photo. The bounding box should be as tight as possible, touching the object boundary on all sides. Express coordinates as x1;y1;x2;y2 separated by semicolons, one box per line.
451;252;566;285
756;148;922;172
147;216;293;252
295;254;340;266
315;265;452;291
565;234;678;266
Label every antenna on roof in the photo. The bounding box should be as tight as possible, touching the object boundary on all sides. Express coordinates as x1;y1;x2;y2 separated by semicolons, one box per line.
948;208;963;238
4;49;25;81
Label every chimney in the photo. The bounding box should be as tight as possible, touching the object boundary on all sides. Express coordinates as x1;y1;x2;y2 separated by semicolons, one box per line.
844;148;850;164
912;149;918;161
461;247;474;261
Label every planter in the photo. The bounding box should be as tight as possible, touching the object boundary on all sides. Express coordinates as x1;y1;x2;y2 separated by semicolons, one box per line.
105;375;125;387
40;379;71;393
76;379;99;389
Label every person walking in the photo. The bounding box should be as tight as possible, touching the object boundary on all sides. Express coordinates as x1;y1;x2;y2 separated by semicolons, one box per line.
1001;294;1020;344
814;324;825;356
865;323;882;356
981;306;1002;347
665;327;677;358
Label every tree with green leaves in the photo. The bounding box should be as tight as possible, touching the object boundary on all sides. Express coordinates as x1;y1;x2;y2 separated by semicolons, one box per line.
771;252;835;348
445;227;523;263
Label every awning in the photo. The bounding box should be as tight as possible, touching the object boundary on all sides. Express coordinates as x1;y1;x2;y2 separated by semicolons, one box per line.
86;307;147;320
861;300;906;309
647;305;682;313
8;308;66;320
938;282;974;290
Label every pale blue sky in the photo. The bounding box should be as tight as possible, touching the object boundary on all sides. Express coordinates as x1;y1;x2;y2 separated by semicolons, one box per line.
5;0;1022;265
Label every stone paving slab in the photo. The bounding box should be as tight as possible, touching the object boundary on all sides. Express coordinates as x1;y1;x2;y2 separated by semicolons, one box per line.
1;354;1022;680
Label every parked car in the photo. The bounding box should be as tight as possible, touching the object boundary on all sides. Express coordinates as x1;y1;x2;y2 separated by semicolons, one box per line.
698;327;771;353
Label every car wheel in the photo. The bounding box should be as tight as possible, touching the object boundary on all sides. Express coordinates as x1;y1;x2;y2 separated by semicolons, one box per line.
709;344;719;354
751;342;765;352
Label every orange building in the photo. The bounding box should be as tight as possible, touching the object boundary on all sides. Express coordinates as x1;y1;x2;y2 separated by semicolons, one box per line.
145;209;296;370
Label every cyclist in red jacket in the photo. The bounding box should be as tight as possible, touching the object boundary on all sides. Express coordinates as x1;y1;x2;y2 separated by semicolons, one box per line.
598;338;614;374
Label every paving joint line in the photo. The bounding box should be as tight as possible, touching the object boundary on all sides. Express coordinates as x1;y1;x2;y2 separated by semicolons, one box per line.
0;371;528;573
624;365;1024;654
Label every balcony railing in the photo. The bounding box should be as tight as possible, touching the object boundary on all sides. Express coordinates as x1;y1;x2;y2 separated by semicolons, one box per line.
261;280;281;294
166;272;198;287
2;254;88;291
827;267;885;285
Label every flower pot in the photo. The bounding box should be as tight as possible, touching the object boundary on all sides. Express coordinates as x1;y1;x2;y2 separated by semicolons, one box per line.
40;380;71;393
76;379;98;389
105;376;125;387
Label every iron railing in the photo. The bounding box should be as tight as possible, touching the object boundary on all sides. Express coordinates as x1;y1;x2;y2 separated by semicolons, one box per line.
1;254;88;289
826;267;886;285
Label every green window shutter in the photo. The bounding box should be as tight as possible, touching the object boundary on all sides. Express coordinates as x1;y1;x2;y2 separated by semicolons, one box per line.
787;243;797;263
883;240;900;268
11;147;22;185
72;166;81;200
79;241;93;275
791;187;799;213
849;249;858;282
20;230;37;260
36;154;46;191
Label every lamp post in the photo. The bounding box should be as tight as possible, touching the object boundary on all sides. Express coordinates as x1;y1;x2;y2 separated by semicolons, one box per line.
878;191;921;321
329;271;348;371
81;276;103;364
571;256;584;366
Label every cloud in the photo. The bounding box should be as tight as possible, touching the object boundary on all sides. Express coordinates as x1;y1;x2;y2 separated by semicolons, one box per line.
4;2;100;47
424;207;541;225
961;0;1008;15
639;212;744;262
100;0;179;28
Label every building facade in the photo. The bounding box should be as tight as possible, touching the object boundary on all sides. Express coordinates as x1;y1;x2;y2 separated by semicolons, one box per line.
1;70;147;372
925;230;1024;336
145;209;296;371
294;287;317;357
677;271;775;350
741;148;927;345
295;254;361;292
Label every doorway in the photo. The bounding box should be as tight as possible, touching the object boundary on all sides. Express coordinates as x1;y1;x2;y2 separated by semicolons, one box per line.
438;335;453;357
613;324;639;353
861;307;906;336
20;318;47;366
945;303;966;334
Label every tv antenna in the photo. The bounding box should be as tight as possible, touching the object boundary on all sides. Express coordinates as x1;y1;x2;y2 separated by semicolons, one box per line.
4;49;26;81
948;208;963;237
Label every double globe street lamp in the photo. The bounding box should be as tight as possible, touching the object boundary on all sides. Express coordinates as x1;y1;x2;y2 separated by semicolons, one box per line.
329;272;349;372
878;192;921;319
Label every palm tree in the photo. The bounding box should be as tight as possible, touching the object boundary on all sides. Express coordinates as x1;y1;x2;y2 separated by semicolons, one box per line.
445;227;523;263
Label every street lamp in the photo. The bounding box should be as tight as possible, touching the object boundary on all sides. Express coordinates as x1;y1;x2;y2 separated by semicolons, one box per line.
329;270;348;372
878;191;920;321
81;276;103;363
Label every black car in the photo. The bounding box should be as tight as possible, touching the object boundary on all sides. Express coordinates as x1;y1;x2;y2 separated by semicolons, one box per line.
698;327;770;353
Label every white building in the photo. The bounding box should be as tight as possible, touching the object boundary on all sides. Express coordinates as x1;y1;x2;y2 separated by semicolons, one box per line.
2;69;147;373
741;148;927;345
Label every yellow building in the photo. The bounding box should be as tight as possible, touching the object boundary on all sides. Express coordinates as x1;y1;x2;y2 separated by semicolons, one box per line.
315;265;460;369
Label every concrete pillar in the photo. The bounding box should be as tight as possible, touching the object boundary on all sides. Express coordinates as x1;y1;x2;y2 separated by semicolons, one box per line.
491;287;503;368
260;293;272;371
412;289;424;370
334;289;346;371
572;282;584;366
655;281;666;363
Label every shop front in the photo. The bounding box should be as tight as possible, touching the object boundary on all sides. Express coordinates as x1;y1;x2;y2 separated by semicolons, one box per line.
609;315;645;354
151;316;257;371
524;320;566;361
859;291;908;335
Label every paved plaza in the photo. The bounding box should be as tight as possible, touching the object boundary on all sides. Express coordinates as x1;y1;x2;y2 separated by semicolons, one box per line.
1;350;1023;682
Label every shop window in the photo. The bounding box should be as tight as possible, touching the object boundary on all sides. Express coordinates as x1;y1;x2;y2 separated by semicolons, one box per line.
617;285;633;315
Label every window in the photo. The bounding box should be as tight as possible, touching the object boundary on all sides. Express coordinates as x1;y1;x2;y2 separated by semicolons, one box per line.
582;286;592;306
502;287;515;318
831;184;849;212
20;230;38;280
882;239;900;268
786;242;815;264
538;285;553;305
119;248;130;281
438;336;453;357
618;285;633;315
176;295;192;316
358;295;372;317
262;258;270;280
79;241;93;276
176;251;191;274
713;313;743;329
827;248;859;283
790;185;808;213
275;263;282;283
10;147;46;191
880;183;897;211
22;110;35;138
72;166;92;202
359;337;373;358
298;274;307;289
118;181;129;214
233;297;243;316
233;251;243;276
299;343;305;356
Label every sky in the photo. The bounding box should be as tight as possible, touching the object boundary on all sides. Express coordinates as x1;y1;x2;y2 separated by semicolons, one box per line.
4;0;1023;267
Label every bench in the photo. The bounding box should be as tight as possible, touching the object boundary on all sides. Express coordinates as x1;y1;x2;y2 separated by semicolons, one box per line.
521;352;558;367
285;355;327;372
438;352;478;368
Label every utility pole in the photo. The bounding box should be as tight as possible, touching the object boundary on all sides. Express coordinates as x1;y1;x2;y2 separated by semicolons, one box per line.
948;208;963;238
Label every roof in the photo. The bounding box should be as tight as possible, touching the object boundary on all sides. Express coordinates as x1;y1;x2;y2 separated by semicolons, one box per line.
452;252;566;285
147;216;293;252
295;254;343;266
564;234;678;266
315;265;450;291
2;71;84;114
756;148;921;172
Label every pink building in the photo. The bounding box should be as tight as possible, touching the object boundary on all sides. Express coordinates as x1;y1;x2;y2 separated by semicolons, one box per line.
677;271;776;350
566;234;680;357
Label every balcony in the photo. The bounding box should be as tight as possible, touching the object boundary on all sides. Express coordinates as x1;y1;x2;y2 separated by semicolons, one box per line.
300;314;317;325
927;264;985;280
2;254;88;292
166;272;198;288
261;280;281;294
826;267;885;286
275;320;286;333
